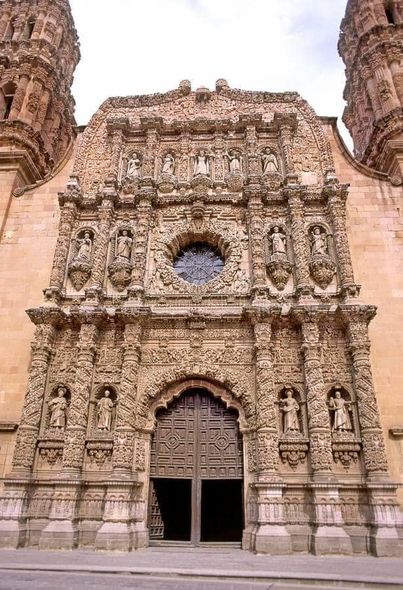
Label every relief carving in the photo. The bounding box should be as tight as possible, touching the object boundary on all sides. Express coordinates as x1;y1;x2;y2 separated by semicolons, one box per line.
68;229;94;290
308;226;336;289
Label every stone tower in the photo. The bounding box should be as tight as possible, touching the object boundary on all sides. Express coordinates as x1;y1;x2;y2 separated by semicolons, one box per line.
339;0;403;181
0;0;80;190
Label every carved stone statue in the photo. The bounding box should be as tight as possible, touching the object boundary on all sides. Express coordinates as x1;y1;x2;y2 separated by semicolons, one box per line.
126;153;141;178
73;231;92;262
280;389;300;433
194;150;210;176
310;226;328;256
161;153;175;175
96;390;114;431
228;150;241;173
48;387;68;429
115;230;133;260
270;226;287;256
261;148;279;174
329;390;352;432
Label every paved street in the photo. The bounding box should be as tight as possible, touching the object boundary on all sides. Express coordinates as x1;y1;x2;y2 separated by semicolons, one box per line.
0;547;402;589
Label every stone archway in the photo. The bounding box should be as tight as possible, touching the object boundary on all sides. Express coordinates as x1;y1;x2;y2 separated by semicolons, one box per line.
147;380;245;546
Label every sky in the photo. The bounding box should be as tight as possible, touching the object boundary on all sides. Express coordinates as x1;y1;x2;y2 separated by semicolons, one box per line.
69;0;351;146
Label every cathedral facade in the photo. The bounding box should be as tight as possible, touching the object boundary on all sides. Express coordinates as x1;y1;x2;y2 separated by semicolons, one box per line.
0;0;402;555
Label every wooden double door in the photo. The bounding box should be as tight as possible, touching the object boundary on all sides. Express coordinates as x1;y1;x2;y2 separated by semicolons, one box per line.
149;389;243;544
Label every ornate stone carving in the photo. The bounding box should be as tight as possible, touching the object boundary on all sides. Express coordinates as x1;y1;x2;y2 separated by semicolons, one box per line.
108;229;134;291
68;230;94;290
267;226;292;290
48;386;68;430
309;226;336;289
96;390;115;431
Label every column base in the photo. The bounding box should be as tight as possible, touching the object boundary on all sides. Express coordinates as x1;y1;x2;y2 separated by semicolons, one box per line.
95;521;133;551
39;520;78;550
254;524;292;554
370;526;401;557
131;521;148;549
311;525;352;555
0;519;26;548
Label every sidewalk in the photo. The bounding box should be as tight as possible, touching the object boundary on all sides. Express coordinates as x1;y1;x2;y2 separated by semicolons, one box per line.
0;547;402;588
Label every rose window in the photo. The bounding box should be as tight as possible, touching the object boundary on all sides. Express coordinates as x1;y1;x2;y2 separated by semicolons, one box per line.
173;243;224;285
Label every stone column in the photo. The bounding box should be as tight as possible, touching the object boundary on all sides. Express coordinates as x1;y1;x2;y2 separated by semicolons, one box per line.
87;188;116;301
62;322;99;474
9;75;29;120
31;11;46;39
326;185;356;296
128;192;154;302
286;189;311;296
300;317;333;478
300;315;352;554
345;303;399;561
0;320;55;548
252;319;291;554
96;322;143;551
112;322;142;474
47;182;79;298
246;191;267;299
34;87;50;131
12;322;56;474
0;11;11;39
347;309;389;477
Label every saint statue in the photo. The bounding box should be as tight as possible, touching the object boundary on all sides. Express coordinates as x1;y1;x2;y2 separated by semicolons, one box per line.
261;148;279;174
48;387;68;429
96;390;114;431
162;153;175;175
280;389;300;433
228;150;241;173
74;231;92;262
115;230;133;260
329;390;352;432
194;150;210;176
126;153;141;178
270;226;287;256
310;226;328;256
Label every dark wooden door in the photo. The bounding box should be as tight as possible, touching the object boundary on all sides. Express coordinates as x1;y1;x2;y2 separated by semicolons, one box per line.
149;389;243;544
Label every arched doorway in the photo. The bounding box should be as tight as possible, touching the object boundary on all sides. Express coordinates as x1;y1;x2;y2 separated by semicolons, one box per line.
148;388;243;545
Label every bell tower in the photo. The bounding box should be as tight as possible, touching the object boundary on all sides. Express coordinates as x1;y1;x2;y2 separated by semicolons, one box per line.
0;0;80;186
339;0;403;181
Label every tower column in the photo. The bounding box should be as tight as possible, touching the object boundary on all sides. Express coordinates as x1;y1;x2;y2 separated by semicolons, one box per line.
9;75;29;120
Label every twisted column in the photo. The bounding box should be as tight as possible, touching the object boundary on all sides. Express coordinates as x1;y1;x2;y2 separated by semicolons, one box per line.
300;317;333;477
326;186;356;294
62;322;99;473
246;191;267;295
129;194;153;300
347;309;389;477
88;193;115;291
287;190;311;295
253;320;280;477
12;323;56;473
112;323;142;473
48;191;78;293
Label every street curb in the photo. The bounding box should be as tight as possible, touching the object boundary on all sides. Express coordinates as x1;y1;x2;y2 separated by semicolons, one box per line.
0;564;402;587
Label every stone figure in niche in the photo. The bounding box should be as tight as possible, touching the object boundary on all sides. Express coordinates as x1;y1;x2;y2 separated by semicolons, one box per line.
126;153;141;178
329;390;352;432
227;150;242;173
194;150;210;176
261;148;279;174
269;226;287;256
73;231;92;262
310;226;328;256
161;153;175;175
115;229;133;260
96;390;114;431
48;386;68;429
280;389;300;433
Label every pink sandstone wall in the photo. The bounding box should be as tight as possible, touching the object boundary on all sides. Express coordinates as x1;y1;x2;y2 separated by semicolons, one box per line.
328;121;403;502
0;147;77;478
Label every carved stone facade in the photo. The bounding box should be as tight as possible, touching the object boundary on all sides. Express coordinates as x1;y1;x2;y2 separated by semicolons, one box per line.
0;0;402;557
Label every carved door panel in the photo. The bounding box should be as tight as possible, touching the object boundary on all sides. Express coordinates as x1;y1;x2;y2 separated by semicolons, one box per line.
149;389;243;544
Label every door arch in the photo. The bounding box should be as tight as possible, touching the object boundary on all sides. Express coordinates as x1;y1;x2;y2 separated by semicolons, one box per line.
148;388;243;545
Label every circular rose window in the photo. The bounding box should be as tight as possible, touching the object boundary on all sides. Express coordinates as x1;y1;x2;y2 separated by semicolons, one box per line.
173;243;224;285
